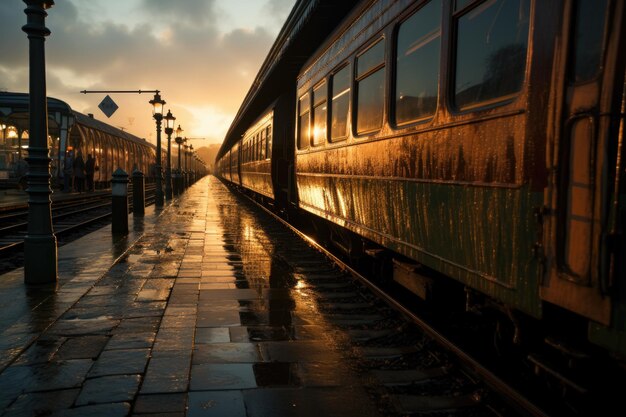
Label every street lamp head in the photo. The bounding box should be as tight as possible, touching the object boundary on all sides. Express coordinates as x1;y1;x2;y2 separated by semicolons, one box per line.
176;124;183;139
164;109;175;134
149;92;165;120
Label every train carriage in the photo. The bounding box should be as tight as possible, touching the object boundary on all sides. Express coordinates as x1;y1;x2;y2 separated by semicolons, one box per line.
298;0;626;354
217;0;625;363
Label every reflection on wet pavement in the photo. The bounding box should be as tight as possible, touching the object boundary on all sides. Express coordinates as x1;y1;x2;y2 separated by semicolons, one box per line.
0;177;381;416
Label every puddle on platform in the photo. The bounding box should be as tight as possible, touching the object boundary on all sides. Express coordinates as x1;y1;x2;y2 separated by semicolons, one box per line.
253;362;299;387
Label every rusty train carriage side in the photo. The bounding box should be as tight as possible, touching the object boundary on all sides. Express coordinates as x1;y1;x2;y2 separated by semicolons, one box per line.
541;0;626;343
295;0;626;353
296;0;546;316
240;111;274;200
217;0;626;357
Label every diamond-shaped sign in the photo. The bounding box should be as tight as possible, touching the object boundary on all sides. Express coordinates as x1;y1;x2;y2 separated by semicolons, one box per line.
98;95;118;118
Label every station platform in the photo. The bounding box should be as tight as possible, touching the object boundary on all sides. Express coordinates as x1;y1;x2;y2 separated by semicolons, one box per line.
0;176;382;417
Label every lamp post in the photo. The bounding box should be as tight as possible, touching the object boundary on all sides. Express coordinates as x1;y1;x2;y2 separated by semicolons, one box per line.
149;92;165;207
189;144;194;185
183;143;189;188
174;125;184;196
22;0;57;284
163;109;175;200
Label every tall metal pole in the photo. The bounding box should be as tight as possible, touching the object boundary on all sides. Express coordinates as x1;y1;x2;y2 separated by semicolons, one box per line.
22;0;57;284
154;112;164;207
163;110;174;201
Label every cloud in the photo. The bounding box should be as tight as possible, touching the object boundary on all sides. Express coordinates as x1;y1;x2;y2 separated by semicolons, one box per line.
0;0;296;144
139;0;217;26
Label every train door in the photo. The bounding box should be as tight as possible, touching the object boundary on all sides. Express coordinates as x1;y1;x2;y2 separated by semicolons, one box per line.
543;0;625;324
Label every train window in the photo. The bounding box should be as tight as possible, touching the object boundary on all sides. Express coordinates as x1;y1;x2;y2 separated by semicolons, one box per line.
260;129;266;160
298;93;311;150
569;0;608;83
330;65;350;141
266;125;272;159
312;81;328;146
394;0;441;125
453;0;529;109
356;39;385;135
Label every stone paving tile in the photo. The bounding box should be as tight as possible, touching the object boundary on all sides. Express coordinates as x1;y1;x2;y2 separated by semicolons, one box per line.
87;348;150;377
140;351;191;394
133;393;187;414
187;391;246;417
1;388;79;417
242;387;384;417
195;327;231;343
76;374;141;406
229;326;292;342
49;402;131;417
105;331;156;350
54;335;110;360
196;310;242;327
12;338;65;366
190;363;257;391
113;316;161;334
192;343;261;364
259;341;344;362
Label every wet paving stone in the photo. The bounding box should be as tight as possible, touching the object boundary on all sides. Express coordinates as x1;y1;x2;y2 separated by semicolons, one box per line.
195;327;231;344
87;348;150;377
187;391;246;417
260;341;343;363
0;177;389;416
140;351;191;394
50;402;131;417
2;388;79;417
13;338;65;365
192;343;261;364
242;387;384;417
229;326;291;342
253;362;300;386
133;393;187;414
76;374;141;406
190;363;257;391
105;331;156;350
54;335;109;360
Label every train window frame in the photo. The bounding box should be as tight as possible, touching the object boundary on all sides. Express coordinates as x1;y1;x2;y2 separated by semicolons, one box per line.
312;80;328;147
354;37;386;137
265;125;272;160
391;0;442;128
450;0;531;113
567;0;610;85
329;63;351;143
297;92;311;150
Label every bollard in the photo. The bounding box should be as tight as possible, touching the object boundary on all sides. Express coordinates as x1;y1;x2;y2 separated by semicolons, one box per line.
132;168;145;216
111;168;129;234
172;170;180;197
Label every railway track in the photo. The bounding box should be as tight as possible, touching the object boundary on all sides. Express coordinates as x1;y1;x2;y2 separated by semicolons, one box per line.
233;188;597;417
0;184;156;268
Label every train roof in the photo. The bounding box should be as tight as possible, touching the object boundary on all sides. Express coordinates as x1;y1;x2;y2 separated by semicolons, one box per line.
217;0;361;160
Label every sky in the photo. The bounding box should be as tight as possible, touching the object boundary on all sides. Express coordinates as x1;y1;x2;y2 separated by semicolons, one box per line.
0;0;296;149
